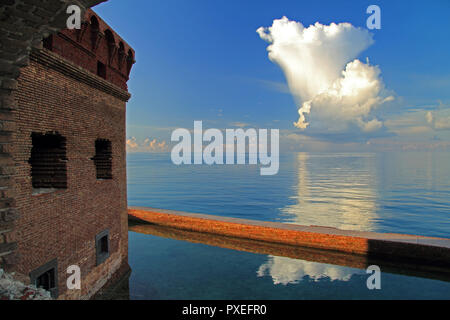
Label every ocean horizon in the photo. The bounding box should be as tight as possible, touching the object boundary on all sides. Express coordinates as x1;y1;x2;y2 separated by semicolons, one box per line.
128;151;450;238
125;151;450;299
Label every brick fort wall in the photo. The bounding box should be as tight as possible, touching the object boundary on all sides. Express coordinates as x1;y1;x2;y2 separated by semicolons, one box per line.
13;57;128;299
3;6;135;299
0;0;107;271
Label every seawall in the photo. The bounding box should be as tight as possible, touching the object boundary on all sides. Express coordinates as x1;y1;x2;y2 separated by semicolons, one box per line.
128;207;450;269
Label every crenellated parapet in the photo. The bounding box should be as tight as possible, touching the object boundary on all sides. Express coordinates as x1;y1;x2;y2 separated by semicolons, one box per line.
44;9;136;91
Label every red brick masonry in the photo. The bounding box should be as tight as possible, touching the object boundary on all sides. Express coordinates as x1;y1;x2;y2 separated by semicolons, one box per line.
128;207;450;267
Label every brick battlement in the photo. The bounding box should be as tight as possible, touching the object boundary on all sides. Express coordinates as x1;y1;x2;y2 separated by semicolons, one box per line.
30;48;131;101
44;9;135;91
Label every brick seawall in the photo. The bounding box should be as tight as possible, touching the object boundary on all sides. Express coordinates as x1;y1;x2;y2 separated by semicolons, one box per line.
128;207;450;268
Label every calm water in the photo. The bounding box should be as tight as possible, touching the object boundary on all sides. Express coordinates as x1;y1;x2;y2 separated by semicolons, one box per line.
125;152;450;299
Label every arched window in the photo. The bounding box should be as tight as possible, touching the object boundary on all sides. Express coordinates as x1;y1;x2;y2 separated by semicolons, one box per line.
118;42;125;70
104;29;117;65
90;16;100;50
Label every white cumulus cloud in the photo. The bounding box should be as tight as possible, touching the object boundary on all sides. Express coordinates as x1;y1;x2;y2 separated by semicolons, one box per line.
257;17;394;133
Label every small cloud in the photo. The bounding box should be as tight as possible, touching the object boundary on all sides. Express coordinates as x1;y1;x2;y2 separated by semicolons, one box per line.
126;137;139;152
229;122;251;128
126;137;169;153
425;109;450;131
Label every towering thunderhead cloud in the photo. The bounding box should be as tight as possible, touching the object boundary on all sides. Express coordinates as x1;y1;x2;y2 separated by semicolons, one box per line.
257;17;394;133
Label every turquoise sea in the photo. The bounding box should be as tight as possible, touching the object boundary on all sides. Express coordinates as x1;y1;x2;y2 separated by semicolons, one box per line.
125;152;450;299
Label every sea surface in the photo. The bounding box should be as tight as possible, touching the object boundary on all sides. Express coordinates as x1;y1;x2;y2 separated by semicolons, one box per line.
124;152;450;300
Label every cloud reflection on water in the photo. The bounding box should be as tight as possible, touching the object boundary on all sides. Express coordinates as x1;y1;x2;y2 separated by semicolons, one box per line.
259;153;379;284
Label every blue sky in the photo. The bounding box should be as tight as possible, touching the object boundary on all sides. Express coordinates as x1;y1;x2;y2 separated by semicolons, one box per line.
95;0;450;152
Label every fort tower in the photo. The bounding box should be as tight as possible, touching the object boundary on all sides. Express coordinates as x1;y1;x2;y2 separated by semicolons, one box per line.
0;2;134;299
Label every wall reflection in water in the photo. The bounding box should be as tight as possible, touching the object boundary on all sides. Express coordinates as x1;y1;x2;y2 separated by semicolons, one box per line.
126;222;450;301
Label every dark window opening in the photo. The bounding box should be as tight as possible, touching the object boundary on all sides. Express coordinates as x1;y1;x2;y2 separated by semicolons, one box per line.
43;35;53;51
36;268;56;291
96;230;110;266
29;133;67;190
104;29;116;65
90;16;100;50
92;139;112;179
30;259;58;298
100;235;109;254
97;61;106;79
118;42;125;70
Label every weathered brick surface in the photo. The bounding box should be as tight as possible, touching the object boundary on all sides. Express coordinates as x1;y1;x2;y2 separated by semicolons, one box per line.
0;0;108;267
50;11;135;91
0;0;134;300
12;55;129;298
